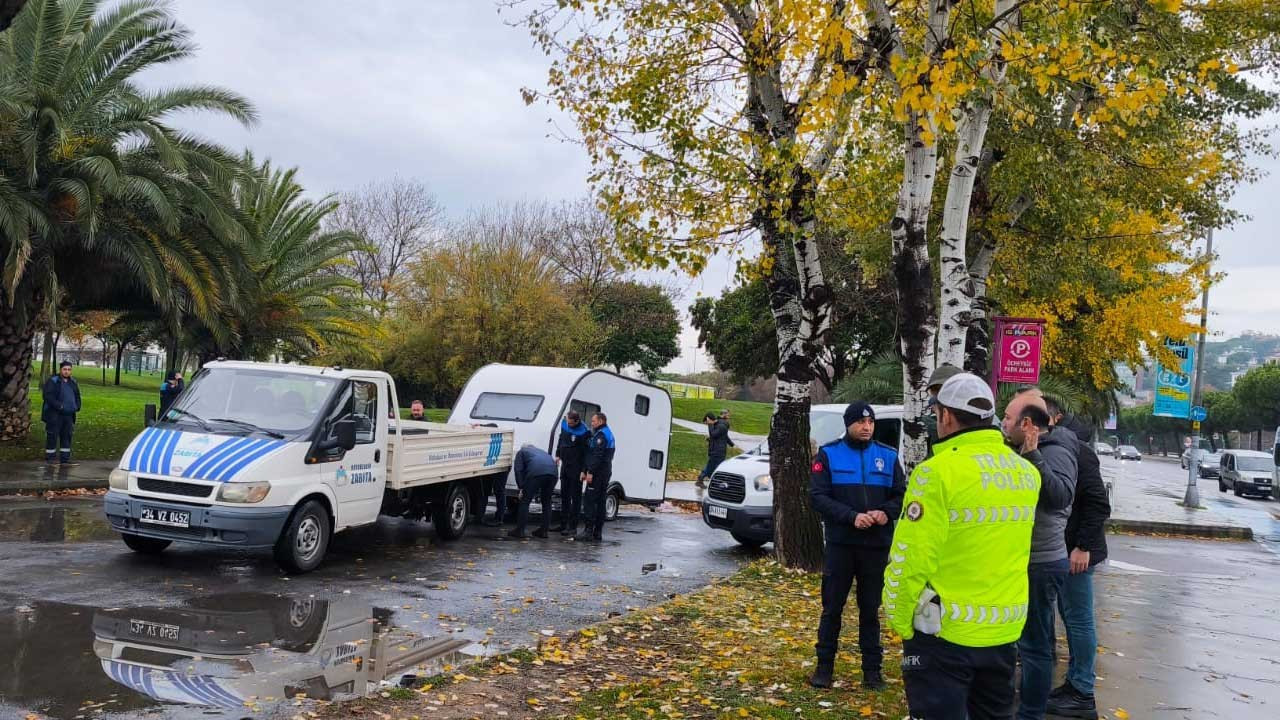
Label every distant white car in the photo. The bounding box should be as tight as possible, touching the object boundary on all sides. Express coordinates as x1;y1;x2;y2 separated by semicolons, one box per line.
1094;442;1115;455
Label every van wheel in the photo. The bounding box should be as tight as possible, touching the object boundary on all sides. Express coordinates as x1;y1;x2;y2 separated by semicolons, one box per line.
122;533;170;554
730;532;766;549
604;488;622;522
275;500;331;574
1219;479;1227;492
1233;483;1244;497
433;483;470;540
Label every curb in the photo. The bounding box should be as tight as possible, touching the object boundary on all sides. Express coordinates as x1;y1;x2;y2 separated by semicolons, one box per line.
665;497;702;512
0;479;107;496
1106;517;1253;540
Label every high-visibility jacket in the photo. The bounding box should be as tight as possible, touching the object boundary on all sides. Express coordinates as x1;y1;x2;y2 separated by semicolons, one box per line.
883;427;1040;647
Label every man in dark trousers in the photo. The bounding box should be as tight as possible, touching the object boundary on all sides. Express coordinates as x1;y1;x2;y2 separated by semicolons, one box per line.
510;443;559;539
808;401;906;690
578;412;616;542
696;411;730;489
1044;398;1111;720
159;371;184;415
41;361;82;466
553;411;590;535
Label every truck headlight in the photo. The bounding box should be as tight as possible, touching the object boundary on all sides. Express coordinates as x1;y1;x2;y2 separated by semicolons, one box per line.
109;468;129;490
217;481;271;503
754;474;772;492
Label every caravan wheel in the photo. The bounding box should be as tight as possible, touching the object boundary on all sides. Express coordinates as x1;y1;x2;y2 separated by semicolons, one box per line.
604;487;622;522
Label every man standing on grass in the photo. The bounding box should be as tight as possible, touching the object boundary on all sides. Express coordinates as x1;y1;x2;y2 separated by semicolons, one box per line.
808;400;905;691
696;411;730;489
41;361;82;467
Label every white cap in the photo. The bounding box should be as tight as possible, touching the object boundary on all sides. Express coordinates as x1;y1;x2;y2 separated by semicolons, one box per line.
936;373;996;419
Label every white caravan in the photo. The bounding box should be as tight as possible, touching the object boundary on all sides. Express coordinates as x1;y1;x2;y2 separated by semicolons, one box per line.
105;361;514;573
449;364;672;520
701;404;905;547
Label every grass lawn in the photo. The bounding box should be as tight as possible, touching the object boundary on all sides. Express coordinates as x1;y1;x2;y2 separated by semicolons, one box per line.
671;397;773;436
0;372;160;463
321;560;910;719
0;366;455;464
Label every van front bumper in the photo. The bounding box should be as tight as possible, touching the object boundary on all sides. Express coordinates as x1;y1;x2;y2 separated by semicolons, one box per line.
702;500;773;543
104;491;291;549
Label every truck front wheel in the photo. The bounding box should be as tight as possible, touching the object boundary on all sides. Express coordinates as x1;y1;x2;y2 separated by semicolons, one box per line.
121;533;171;554
433;483;470;540
275;500;331;574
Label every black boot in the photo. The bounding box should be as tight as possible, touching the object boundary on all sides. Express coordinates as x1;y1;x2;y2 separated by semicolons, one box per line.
532;528;548;539
862;669;886;690
1045;683;1098;719
808;662;834;689
507;528;528;539
560;523;577;536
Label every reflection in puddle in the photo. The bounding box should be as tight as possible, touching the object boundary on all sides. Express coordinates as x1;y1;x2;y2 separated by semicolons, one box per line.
0;502;117;543
3;593;490;719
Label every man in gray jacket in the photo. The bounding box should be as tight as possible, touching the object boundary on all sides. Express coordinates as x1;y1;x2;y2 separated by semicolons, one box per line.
1003;389;1078;720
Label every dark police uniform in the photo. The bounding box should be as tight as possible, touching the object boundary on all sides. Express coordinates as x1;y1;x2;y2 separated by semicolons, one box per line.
581;423;616;540
809;432;906;680
555;418;591;532
512;445;559;536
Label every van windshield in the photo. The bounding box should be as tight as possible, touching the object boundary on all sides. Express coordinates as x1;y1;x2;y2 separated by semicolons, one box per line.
160;368;338;437
1236;456;1275;473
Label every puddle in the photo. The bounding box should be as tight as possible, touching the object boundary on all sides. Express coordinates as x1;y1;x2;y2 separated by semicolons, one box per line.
0;501;117;543
1;593;491;719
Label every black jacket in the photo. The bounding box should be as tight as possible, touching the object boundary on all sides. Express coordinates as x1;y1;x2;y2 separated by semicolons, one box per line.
584;424;616;480
809;436;907;548
41;375;81;423
1060;414;1111;565
707;420;730;458
159;379;184;414
555;419;590;469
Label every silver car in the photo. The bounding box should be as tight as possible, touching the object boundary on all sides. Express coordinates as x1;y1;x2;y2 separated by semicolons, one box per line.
1181;448;1223;478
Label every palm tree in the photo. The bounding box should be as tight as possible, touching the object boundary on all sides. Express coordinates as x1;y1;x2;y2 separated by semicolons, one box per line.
192;155;369;363
0;0;255;440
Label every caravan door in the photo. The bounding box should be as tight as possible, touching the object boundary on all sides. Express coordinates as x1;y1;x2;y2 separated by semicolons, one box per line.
565;373;670;505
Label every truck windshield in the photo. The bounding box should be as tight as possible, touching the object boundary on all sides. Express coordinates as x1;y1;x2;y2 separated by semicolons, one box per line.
161;368;338;437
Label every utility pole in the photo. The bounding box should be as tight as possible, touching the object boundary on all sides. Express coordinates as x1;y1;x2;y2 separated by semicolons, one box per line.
1184;229;1213;508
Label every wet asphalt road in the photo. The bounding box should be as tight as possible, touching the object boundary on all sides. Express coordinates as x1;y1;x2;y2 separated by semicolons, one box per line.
0;498;754;719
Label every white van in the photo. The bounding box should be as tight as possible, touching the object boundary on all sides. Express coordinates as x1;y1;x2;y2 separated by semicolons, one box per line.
449;364;673;520
701;404;905;547
105;361;515;572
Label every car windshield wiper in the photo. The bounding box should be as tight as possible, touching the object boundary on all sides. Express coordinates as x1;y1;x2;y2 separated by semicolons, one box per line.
209;418;285;439
166;408;211;432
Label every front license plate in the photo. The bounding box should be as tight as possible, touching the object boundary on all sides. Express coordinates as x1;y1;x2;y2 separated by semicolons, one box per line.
130;619;180;641
708;505;728;519
140;506;190;528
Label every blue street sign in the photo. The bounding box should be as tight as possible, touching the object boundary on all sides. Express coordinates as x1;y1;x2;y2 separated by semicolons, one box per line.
1190;406;1207;422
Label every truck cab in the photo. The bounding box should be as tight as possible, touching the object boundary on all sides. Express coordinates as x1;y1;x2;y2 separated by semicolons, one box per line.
701;404;905;548
104;361;512;573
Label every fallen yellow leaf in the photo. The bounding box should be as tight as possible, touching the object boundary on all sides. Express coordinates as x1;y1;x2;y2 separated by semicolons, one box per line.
1116;710;1130;720
861;706;873;717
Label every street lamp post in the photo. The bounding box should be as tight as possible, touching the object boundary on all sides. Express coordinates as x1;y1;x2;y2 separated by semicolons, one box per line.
1184;229;1213;508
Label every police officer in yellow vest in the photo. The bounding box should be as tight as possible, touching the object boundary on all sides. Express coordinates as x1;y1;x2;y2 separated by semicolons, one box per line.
884;373;1040;720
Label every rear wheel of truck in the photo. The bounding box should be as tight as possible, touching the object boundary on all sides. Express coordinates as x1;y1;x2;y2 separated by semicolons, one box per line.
275;499;331;574
433;483;470;540
121;533;171;554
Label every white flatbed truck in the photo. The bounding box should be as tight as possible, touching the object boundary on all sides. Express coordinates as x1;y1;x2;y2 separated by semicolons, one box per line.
104;361;513;572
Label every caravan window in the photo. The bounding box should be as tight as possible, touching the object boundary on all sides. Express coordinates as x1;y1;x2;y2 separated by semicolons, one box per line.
569;399;602;422
635;394;651;416
471;392;544;422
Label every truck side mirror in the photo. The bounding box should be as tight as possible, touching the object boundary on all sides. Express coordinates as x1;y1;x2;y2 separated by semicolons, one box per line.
334;419;357;451
144;404;157;427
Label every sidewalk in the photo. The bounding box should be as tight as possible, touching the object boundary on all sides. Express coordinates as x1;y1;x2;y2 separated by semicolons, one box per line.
0;460;115;496
1103;461;1253;540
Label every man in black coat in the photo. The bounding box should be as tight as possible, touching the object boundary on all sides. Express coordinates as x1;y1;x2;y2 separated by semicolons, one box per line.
553;411;590;535
696;411;731;489
41;361;82;466
1044;399;1111;720
159;371;184;416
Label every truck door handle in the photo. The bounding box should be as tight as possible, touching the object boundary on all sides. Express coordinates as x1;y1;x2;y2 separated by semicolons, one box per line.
374;450;381;463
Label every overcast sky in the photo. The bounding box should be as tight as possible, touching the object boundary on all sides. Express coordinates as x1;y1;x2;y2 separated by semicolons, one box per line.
144;1;1278;374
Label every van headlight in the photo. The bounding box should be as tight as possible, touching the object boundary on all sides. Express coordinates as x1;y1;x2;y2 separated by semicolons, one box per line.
754;474;772;492
109;468;129;490
217;481;271;503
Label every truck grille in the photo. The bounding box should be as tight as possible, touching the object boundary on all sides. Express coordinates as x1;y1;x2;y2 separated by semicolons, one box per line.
137;477;213;498
708;472;746;504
